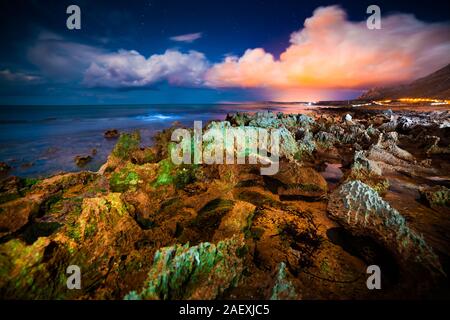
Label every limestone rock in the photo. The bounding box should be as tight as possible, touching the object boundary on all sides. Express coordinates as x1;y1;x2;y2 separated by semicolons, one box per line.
328;180;443;276
125;237;245;300
270;262;300;300
270;162;327;199
419;185;450;209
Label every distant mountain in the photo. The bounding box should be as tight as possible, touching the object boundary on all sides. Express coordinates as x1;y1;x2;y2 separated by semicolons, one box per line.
359;64;450;100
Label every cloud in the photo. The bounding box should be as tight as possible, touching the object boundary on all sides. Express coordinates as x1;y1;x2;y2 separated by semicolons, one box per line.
0;69;41;82
205;6;450;89
170;32;203;43
83;49;209;88
22;7;450;93
27;32;104;80
25;32;209;88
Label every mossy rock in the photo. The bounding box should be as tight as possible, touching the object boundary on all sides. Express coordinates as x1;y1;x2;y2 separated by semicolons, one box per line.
112;131;141;160
110;168;140;192
0;237;51;298
420;185;450;209
152;156;199;190
125;237;244;300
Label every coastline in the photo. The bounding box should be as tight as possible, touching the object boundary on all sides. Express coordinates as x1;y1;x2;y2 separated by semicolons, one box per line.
1;106;449;299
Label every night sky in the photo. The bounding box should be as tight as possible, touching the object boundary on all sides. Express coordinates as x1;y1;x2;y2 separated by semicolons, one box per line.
0;0;449;105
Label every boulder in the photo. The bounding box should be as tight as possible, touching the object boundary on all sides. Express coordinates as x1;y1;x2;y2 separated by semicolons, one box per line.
328;180;444;277
212;201;256;241
125;237;244;300
0;162;10;175
270;262;300;300
74;155;92;167
345;151;389;194
419;185;450;209
104;129;119;139
0;197;41;238
270;162;327;199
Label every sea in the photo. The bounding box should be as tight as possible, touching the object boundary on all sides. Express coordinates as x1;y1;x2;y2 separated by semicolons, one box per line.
0;103;317;178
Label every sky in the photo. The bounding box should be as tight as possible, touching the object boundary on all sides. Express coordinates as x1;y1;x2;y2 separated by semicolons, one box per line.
0;0;449;105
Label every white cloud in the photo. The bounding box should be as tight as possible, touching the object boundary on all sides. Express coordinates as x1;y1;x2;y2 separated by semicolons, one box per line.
83;49;209;88
170;32;203;43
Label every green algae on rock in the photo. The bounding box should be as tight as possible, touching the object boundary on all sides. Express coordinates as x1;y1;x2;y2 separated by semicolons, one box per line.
109;167;141;192
125;237;244;300
112;131;141;160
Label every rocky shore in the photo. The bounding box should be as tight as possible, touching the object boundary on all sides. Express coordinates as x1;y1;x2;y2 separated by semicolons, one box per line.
1;107;449;299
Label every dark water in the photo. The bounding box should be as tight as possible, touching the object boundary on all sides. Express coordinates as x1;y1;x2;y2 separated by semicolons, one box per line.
0;103;315;178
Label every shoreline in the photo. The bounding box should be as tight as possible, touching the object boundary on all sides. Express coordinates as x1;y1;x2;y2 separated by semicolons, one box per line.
1;106;450;299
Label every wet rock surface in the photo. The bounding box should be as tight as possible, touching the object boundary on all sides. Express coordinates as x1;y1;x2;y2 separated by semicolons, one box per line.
1;107;450;299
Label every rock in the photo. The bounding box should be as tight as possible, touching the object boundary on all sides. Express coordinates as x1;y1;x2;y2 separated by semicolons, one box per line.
379;119;397;132
297;114;315;128
0;176;21;204
248;111;282;128
397;116;415;132
315;131;337;148
109;166;141;192
425;135;450;155
74;193;136;242
20;162;34;169
366;132;426;172
104;129;119;139
384;109;394;118
0;172;97;238
270;162;327;199
0;162;10;175
296;128;316;159
345;151;389;194
352;151;382;176
278;127;300;160
0;197;41;238
91;148;97;156
74;155;92;167
0;237;52;299
112;131;141;160
270;262;299;300
419;185;450;209
328;180;444;277
212;201;256;241
125;237;244;300
344;114;353;122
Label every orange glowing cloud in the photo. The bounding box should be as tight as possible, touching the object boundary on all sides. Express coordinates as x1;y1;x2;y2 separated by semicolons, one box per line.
205;6;450;90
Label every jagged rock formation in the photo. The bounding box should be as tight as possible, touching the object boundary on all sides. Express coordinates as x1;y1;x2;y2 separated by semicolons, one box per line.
270;262;300;300
419;185;450;210
1;108;449;300
125;237;244;300
328;181;444;278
